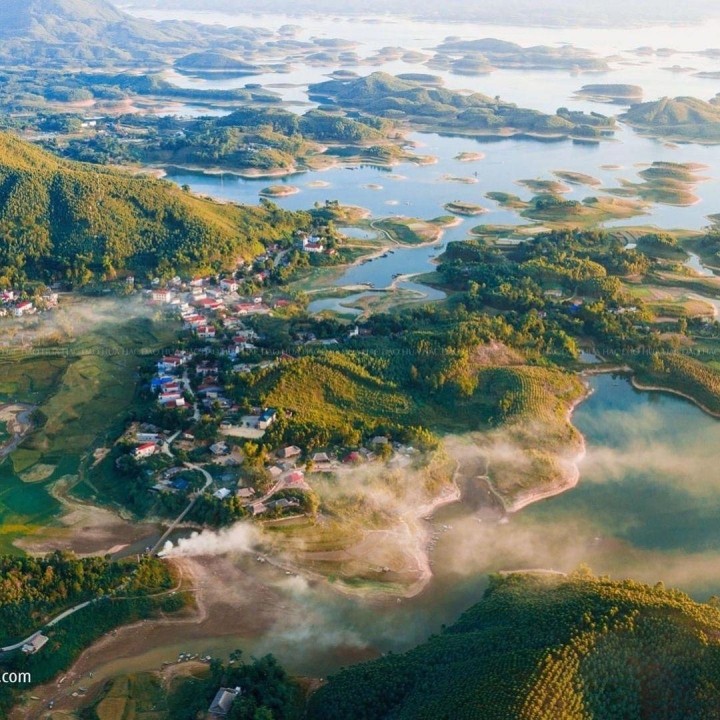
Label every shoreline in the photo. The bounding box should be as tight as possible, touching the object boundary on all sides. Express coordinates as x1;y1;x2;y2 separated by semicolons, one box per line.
485;382;592;515
630;377;720;419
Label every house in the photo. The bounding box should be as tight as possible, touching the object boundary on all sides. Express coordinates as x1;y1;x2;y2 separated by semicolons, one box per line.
196;325;216;339
236;487;255;499
196;361;219;376
14;301;34;317
151;289;173;304
210;441;229;456
213;488;231;500
278;445;302;459
133;442;157;459
158;356;184;372
136;433;161;443
250;501;268;516
183;314;206;328
257;408;277;430
150;376;175;391
195;297;222;311
301;235;324;253
286;470;306;485
268;497;299;511
312;452;330;464
220;279;239;293
343;451;363;464
208;687;241;717
21;633;49;654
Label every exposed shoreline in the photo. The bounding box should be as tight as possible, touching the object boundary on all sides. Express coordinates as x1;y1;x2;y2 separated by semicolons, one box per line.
490;384;592;514
630;377;720;419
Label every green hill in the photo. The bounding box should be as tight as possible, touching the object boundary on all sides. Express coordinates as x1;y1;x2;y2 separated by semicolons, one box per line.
0;132;304;284
309;72;614;138
308;572;720;720
621;96;720;142
0;0;264;67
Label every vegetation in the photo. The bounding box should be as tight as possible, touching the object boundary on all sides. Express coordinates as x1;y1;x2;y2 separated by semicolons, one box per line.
635;353;720;415
308;73;615;139
0;0;268;68
621;96;720;143
102;108;410;176
0;551;171;644
307;571;720;720
0;132;311;284
575;84;643;102
165;652;302;720
0;552;180;714
431;37;609;73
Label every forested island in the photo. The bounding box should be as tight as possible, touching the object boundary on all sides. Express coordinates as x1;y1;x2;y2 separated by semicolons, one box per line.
309;73;616;139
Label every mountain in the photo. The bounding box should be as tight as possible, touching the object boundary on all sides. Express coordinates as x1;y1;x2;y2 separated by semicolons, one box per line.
0;0;264;67
621;96;720;142
308;572;720;720
0;132;303;284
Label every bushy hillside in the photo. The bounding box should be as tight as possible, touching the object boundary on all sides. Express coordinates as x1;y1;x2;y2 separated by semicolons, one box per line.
0;132;306;284
309;73;614;137
621;96;720;142
307;572;720;720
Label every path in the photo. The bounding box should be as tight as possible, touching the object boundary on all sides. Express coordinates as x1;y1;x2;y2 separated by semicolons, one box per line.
149;463;213;555
1;601;93;653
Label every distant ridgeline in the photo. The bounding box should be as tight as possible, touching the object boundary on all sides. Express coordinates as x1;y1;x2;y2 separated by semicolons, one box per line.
308;572;720;720
0;0;269;67
0;132;309;285
309;72;615;139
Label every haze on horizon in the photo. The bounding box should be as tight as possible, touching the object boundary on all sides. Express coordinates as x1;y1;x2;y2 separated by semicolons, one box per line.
118;0;720;27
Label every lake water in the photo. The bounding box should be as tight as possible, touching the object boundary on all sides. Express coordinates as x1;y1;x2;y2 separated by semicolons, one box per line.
133;8;720;296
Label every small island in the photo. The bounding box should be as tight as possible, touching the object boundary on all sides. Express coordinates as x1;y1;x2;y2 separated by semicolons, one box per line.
444;201;487;216
259;184;300;197
575;83;643;103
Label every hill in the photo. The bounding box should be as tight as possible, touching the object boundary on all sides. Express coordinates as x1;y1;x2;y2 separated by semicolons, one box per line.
0;0;264;67
621;96;720;142
309;73;614;139
307;571;720;720
0;132;305;284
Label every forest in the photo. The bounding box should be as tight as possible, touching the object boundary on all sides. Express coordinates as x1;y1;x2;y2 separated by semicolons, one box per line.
0;132;312;285
307;571;720;720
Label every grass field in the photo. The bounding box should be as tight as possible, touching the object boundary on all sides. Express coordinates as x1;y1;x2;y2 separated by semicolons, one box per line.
0;315;178;553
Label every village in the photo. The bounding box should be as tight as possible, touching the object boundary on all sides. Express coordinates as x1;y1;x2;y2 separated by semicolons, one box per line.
111;260;412;529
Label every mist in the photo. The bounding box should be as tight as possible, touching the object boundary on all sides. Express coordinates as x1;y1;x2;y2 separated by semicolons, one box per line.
119;0;720;27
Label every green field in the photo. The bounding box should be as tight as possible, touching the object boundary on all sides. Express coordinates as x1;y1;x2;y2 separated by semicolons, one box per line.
0;315;177;553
